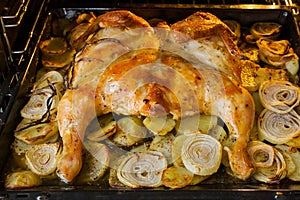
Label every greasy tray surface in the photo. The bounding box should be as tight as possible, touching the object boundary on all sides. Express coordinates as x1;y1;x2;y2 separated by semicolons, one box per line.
1;6;300;199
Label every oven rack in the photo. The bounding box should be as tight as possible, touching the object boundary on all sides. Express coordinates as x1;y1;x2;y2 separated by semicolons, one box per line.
0;0;49;133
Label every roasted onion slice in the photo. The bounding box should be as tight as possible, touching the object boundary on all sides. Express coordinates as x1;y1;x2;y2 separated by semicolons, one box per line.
258;109;300;144
34;71;64;91
246;22;282;43
223;20;241;40
252;148;287;184
21;91;61;120
181;134;222;176
117;151;167;188
275;144;299;180
21;71;63;120
259;80;300;114
247;140;274;168
25;143;61;176
256;38;299;71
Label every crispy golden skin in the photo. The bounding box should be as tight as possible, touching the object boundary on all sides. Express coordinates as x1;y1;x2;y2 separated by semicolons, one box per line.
58;49;255;181
72;10;151;49
57;10;255;182
170;11;248;81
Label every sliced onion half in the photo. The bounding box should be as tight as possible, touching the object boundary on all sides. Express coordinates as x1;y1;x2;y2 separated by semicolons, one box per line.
25;142;61;176
259;80;300;114
21;71;63;120
256;38;298;67
181;134;222;176
117;151;167;188
20;91;61;120
253;148;287;184
258;109;300;144
247;140;274;168
34;71;64;92
250;22;282;40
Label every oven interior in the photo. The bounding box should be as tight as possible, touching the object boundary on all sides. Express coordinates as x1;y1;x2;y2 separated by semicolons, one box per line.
1;0;300;199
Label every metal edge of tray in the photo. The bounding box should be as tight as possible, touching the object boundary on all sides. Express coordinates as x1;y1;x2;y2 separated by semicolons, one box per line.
1;5;300;200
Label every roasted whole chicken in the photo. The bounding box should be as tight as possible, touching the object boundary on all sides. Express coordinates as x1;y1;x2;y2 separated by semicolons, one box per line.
56;10;256;182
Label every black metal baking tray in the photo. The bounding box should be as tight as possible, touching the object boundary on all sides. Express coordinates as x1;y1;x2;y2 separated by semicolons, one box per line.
1;2;300;199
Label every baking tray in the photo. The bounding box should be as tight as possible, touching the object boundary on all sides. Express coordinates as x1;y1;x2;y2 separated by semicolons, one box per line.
1;3;300;199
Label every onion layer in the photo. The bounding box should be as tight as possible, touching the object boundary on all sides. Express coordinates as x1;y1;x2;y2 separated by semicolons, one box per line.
117;151;167;188
25;143;60;176
246;22;282;43
247;140;274;168
181;134;222;176
258;109;300;144
252;148;287;184
259;80;300;114
256;38;299;69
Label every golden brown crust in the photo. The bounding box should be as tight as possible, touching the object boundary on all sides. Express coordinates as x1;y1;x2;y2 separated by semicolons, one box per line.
170;11;246;81
57;10;256;182
97;50;255;179
72;10;151;49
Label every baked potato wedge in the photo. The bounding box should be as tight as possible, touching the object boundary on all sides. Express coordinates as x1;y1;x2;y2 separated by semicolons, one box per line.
76;142;110;184
5;171;42;189
86;113;117;142
162;165;194;189
275;144;300;181
41;48;76;68
143;115;175;136
39;37;67;54
112;116;147;147
14;121;59;145
149;133;175;165
175;114;218;135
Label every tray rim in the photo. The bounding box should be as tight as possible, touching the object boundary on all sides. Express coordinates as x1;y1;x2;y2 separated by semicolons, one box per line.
1;5;300;198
